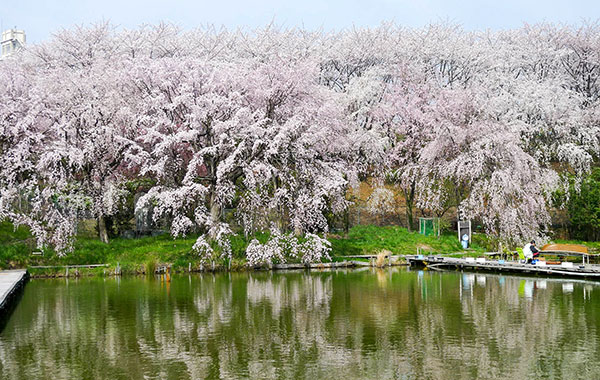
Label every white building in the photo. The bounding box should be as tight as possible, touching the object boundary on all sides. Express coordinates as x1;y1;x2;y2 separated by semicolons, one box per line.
1;28;26;58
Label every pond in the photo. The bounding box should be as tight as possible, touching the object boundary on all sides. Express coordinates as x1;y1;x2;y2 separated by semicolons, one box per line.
1;268;600;380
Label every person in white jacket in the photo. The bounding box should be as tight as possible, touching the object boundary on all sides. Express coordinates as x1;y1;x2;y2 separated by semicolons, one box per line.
523;240;540;264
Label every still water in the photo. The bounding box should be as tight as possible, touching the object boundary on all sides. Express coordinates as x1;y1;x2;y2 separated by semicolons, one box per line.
1;268;600;380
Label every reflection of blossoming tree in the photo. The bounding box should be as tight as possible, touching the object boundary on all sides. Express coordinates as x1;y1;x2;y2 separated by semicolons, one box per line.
2;271;596;379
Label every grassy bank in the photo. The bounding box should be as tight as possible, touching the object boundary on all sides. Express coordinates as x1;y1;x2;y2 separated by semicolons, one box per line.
1;221;482;275
0;222;254;275
328;225;486;256
3;221;598;276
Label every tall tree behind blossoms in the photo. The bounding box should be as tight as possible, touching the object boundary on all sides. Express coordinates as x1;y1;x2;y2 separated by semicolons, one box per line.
490;25;599;176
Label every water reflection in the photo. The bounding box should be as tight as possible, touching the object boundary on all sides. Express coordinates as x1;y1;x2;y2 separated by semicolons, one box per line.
1;269;600;379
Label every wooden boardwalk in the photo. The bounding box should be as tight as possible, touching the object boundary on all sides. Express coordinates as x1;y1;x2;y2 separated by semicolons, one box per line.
407;256;600;279
0;270;28;315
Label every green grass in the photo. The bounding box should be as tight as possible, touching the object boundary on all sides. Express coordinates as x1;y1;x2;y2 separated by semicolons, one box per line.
4;221;600;275
0;222;490;273
0;221;257;274
329;225;486;256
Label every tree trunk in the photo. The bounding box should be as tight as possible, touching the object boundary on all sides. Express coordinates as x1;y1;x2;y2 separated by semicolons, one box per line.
343;208;350;237
98;215;109;244
406;203;414;232
209;193;221;224
403;181;416;232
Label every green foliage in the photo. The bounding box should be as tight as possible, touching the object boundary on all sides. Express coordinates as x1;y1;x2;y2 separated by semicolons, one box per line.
144;259;157;274
0;221;36;268
439;218;452;234
567;168;600;241
470;233;497;251
0;221;32;244
329;225;474;256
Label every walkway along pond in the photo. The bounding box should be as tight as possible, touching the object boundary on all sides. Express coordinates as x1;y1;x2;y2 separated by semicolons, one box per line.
0;270;28;323
407;255;600;279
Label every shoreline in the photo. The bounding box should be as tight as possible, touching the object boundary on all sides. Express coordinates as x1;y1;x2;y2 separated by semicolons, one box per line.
25;259;410;278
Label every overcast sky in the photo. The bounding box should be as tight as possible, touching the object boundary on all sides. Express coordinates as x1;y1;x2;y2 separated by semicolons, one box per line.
2;0;599;44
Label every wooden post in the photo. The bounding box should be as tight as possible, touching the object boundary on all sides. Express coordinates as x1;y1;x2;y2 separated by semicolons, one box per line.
458;220;472;246
468;220;472;244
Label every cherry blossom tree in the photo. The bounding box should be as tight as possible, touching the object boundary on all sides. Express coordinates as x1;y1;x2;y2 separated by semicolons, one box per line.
4;21;600;255
125;55;352;262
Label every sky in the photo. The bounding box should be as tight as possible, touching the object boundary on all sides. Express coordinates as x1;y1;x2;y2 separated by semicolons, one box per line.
1;0;599;44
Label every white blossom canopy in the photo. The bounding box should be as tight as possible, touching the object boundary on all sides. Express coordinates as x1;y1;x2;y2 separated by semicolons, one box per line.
1;21;599;255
